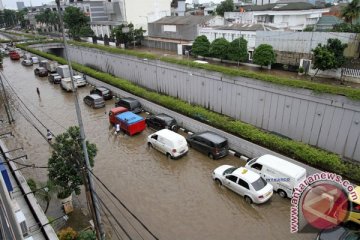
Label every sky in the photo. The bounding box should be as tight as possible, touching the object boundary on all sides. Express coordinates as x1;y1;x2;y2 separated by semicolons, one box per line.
3;0;223;10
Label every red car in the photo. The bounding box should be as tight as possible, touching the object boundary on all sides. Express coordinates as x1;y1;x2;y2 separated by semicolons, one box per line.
9;51;20;60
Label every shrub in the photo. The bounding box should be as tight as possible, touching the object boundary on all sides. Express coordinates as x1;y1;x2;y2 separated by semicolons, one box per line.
77;230;96;240
298;67;304;73
16;43;360;183
57;227;77;240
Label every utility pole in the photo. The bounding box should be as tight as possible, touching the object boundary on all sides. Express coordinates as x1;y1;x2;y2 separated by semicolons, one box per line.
0;75;14;124
55;1;105;239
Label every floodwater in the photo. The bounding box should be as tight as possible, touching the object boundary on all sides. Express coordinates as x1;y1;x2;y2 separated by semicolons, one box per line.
0;57;316;240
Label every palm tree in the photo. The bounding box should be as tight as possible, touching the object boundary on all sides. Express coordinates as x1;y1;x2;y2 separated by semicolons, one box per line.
342;0;360;24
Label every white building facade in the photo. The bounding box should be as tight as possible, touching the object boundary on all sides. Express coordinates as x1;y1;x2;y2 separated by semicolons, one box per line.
224;8;329;30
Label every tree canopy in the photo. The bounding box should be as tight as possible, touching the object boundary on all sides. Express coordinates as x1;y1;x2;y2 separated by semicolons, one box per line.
341;0;360;24
192;35;210;57
311;38;347;78
216;0;234;17
253;44;276;67
332;23;360;33
111;23;146;47
228;37;248;62
63;6;93;39
209;38;230;62
48;126;97;198
35;9;59;31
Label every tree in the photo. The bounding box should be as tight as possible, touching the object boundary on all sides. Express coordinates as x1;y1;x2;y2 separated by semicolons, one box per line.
216;0;234;17
191;35;210;58
332;23;360;33
228;37;248;63
311;38;347;78
63;6;94;39
27;179;56;213
48;126;97;199
253;44;276;68
342;0;360;24
111;23;145;47
209;38;230;62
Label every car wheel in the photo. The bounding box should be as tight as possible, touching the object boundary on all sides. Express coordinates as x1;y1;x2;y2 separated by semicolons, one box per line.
278;190;287;198
215;179;222;186
166;153;172;159
244;196;252;204
208;153;214;159
170;125;177;132
147;142;152;148
187;142;192;148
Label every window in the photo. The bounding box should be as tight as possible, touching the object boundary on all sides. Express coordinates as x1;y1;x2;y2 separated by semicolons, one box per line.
251;163;263;171
226;175;238;183
237;178;249;189
151;134;158;140
251;177;267;191
163;25;176;32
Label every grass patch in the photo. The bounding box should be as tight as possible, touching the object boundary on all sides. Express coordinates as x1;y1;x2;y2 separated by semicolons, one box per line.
16;42;360;183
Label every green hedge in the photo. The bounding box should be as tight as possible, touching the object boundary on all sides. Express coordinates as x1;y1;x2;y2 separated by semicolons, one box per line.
67;41;360;100
16;43;360;183
0;30;46;40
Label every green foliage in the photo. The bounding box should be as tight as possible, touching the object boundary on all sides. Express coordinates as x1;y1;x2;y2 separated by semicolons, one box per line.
58;227;77;240
48;126;97;198
16;42;360;183
27;178;37;191
77;230;96;240
111;23;146;47
341;0;360;24
227;37;248;62
332;23;360;33
253;44;276;67
209;38;230;61
298;67;304;73
63;6;93;39
35;9;59;32
215;0;234;16
312;38;347;73
303;26;314;32
191;35;210;57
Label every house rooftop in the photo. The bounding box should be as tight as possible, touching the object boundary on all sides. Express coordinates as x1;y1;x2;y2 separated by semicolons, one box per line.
242;2;322;11
213;23;279;31
316;15;343;25
152;15;215;25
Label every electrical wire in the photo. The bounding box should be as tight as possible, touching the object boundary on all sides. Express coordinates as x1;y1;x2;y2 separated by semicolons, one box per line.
94;191;132;240
0;72;58;135
93;174;145;240
88;168;159;240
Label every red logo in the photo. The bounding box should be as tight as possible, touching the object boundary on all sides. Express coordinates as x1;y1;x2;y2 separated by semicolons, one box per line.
301;182;349;230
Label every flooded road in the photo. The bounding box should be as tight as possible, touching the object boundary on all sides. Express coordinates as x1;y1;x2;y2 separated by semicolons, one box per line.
0;57;316;240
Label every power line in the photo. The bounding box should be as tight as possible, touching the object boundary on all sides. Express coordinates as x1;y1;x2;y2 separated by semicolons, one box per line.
93;174;145;240
88;168;159;240
94;191;132;240
99;206;124;240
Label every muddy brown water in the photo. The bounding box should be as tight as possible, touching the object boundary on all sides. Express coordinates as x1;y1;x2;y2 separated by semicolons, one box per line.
0;57;316;240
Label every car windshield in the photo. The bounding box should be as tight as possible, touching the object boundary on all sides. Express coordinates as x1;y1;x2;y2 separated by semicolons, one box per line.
223;167;237;175
251;177;268;191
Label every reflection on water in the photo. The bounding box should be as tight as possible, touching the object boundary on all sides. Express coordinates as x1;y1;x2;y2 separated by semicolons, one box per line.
0;57;315;239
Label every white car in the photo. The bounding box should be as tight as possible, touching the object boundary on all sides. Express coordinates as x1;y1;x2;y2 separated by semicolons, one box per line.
73;75;86;87
147;129;188;159
30;56;39;64
212;165;273;204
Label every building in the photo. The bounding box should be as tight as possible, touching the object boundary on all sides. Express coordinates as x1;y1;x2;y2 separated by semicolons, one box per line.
199;24;280;60
17;1;25;10
143;15;224;52
0;0;4;11
86;0;126;38
171;0;186;16
315;15;343;31
224;3;330;31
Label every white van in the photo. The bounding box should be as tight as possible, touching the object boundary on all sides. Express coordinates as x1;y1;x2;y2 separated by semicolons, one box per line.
73;75;86;87
147;129;188;159
245;154;306;198
60;77;77;92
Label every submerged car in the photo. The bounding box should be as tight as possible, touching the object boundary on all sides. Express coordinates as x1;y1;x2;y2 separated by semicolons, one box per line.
212;165;273;204
21;59;33;66
146;113;179;132
90;86;113;100
48;73;62;84
34;67;48;77
83;94;105;109
73;75;86;87
187;131;228;159
115;97;142;114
